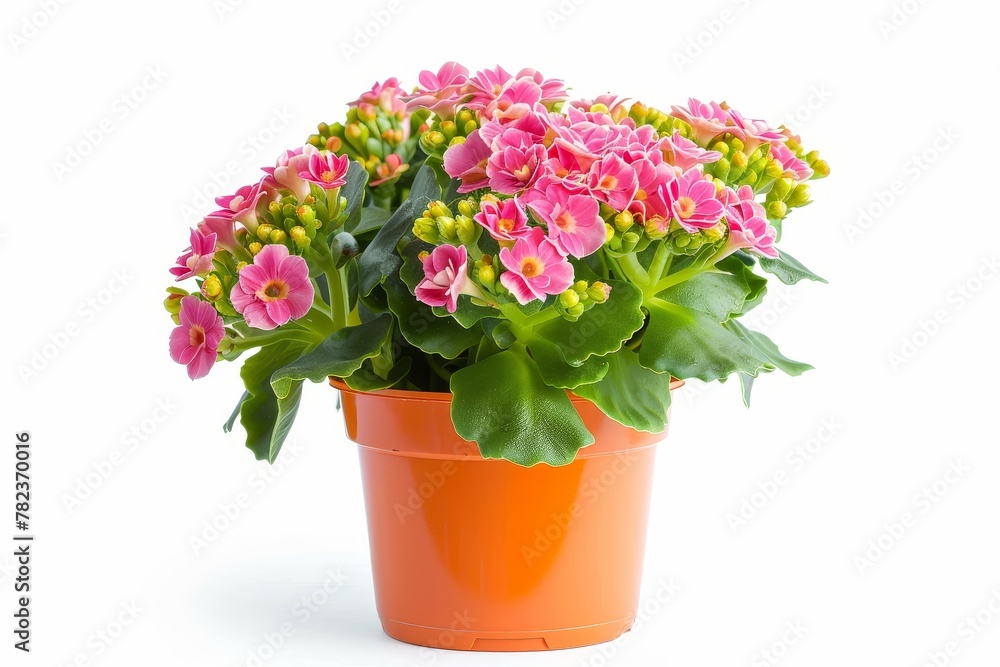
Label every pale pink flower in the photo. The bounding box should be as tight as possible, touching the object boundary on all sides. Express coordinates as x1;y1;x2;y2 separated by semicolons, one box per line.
414;244;479;313
770;141;814;181
665;131;723;171
514;67;568;107
349;77;407;116
170;228;217;281
721;185;778;258
727;107;785;153
169;296;225;380
524;182;605;258
499;228;575;305
403;61;470;119
299;151;349;190
586;153;639;211
262;146;317;201
443;130;491;193
474;197;532;243
216;180;267;228
199;212;243;253
230;244;314;330
670;98;742;146
669;168;726;232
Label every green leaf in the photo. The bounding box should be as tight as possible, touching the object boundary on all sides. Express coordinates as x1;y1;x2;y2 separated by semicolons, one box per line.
450;348;594;466
223;391;250;433
738;372;755;408
574;348;673;433
340;162;370;233
343;356;412;391
357;164;441;296
658;272;750;321
270;315;393;399
533;279;644;364
724;320;813;377
384;273;481;359
758;250;827;285
528;335;610;389
638;299;772;381
717;256;768;314
352;206;392;236
399;240;499;327
238;341;311;462
270;380;304;461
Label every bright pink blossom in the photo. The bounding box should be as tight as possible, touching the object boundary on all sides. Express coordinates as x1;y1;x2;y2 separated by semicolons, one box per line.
727;107;785;153
230;244;314;330
669;169;726;232
770;141;813;181
170;228;217;281
586;153;639;211
474;197;531;243
415;244;475;313
721;185;778;258
262;146;317;201
404;62;470;119
524;182;605;258
349;77;407;116
486;141;547;194
670;98;742;146
199;213;242;254
443;130;491;193
216;180;267;227
499;228;575;305
169;296;225;380
300;151;349;190
665;132;723;171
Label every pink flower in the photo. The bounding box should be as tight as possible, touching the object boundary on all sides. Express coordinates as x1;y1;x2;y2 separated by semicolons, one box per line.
349;77;407;116
200;212;242;254
499;228;575;305
216;179;268;228
262;146;317;201
370;153;409;187
230;244;314;330
474;197;531;243
169;296;225;380
414;244;477;313
665;131;723;171
727;107;785;153
443;130;491;193
721;185;778;258
299;151;349;190
670;98;742;146
404;62;470;119
669;168;726;232
586;153;639;211
770;141;813;181
514;67;568;107
486;140;547;194
170;228;217;282
525;182;605;258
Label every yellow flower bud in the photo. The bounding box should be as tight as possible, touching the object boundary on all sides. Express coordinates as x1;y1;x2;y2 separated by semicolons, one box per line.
269;229;287;244
478;264;496;287
202;274;224;302
559;289;580;309
614;210;634;232
429;201;450;219
248;242;263;255
256;224;274;241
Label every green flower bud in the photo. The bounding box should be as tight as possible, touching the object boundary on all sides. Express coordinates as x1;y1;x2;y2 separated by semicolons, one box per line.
771;177;793;201
729;151;748;181
333;232;360;259
614;210;634;232
297;205;316;226
413;217;439;244
202;274;224;302
764;159;784;179
269;229;287;244
766;200;788;220
587;282;611;303
256;224;274;241
559;289;580;309
787;183;811;208
164;287;187;317
456;214;480;246
712;157;731;181
573;280;589;294
439;120;457;141
605;223;615;243
811;159;830;178
457;199;476;217
710;141;730;157
429;201;450;219
566;303;586;319
645;217;669;240
436;216;457;241
702;223;726;243
478;264;496;287
621;231;640;253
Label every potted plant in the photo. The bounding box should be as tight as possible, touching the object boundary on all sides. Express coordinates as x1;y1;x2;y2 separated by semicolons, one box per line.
166;62;828;651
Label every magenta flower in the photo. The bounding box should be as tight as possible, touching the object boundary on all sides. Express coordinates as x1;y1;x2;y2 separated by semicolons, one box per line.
169;296;225;380
486;141;547;194
200;212;242;254
670;98;742;146
586;153;639;211
443;130;491;193
525;182;605;258
665;132;723;171
721;186;778;258
262;146;316;201
216;180;267;225
299;151;349;190
513;67;568;107
170;228;217;282
414;244;480;313
669;168;726;232
474;197;532;243
499;228;575;305
230;244;314;330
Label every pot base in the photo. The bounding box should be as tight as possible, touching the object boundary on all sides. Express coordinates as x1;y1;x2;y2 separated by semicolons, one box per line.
380;616;634;651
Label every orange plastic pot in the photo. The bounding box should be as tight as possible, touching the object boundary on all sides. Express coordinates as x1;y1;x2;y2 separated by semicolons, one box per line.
331;377;682;652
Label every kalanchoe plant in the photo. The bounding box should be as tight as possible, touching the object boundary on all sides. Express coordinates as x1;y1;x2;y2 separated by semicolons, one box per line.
167;62;829;467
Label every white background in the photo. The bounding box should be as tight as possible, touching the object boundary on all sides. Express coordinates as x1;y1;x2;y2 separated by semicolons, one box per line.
3;0;999;665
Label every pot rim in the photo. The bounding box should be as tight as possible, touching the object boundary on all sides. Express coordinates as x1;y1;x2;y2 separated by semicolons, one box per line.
328;376;685;402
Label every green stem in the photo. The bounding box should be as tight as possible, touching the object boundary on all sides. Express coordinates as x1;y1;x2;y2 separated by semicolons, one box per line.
617;253;649;286
647;242;672;285
325;265;348;329
230;327;319;352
